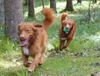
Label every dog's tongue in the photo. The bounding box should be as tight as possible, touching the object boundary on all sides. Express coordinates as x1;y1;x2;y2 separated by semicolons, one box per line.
20;35;32;47
20;39;28;47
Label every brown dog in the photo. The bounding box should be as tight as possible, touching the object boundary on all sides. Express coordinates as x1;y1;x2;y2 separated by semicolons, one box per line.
18;8;54;72
59;12;76;50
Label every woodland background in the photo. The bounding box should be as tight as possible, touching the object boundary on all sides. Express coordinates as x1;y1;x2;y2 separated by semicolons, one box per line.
0;0;100;76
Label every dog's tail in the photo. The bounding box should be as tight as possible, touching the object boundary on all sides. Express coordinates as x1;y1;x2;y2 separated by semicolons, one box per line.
42;8;55;29
61;12;68;22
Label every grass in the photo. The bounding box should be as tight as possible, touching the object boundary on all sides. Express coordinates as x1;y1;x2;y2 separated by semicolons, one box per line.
0;0;100;76
0;55;100;76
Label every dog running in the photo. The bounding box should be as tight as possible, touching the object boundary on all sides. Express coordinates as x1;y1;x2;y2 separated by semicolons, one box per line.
18;8;54;73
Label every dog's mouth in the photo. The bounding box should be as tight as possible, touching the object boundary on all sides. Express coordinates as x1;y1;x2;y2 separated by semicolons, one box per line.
20;35;32;47
63;27;69;34
20;39;28;47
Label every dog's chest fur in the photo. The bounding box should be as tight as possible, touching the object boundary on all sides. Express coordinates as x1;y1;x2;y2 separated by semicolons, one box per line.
22;47;29;55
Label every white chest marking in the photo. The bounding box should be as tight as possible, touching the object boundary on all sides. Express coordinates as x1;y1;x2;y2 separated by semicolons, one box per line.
22;47;29;55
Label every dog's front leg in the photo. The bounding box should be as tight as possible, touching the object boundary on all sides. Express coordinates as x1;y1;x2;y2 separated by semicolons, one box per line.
65;39;72;49
22;54;30;67
39;53;45;65
28;53;41;72
60;39;65;50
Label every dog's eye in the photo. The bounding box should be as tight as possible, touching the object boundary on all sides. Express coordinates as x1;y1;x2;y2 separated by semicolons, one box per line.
68;23;72;25
26;30;30;32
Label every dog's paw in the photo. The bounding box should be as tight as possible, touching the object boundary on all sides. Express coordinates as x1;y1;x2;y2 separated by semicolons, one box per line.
28;65;35;72
24;62;32;67
28;71;32;76
28;67;33;72
39;58;44;65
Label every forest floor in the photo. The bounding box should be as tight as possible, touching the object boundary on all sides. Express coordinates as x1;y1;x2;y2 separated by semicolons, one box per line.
0;1;100;76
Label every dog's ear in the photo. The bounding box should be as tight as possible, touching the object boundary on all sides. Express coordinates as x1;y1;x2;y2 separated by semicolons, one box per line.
32;24;43;32
32;25;37;32
68;21;76;39
18;22;23;30
34;24;43;27
18;23;22;35
18;23;21;30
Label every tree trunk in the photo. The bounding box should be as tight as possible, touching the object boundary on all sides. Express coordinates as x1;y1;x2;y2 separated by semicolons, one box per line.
4;0;23;41
88;1;91;22
77;0;82;4
0;0;5;24
41;0;45;8
63;0;74;12
24;0;28;6
93;0;97;3
28;0;35;18
50;0;57;13
66;0;74;11
61;0;74;12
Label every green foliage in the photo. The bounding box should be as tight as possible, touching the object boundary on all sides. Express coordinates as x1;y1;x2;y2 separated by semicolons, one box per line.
0;0;100;76
0;55;100;76
0;37;19;53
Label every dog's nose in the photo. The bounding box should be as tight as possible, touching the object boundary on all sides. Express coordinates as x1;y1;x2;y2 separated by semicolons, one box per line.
19;35;25;41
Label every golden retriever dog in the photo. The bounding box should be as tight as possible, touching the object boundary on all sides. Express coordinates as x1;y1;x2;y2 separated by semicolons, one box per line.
59;12;76;50
18;8;54;73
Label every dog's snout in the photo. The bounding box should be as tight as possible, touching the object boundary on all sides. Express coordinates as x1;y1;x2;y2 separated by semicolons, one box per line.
19;35;25;40
66;24;70;28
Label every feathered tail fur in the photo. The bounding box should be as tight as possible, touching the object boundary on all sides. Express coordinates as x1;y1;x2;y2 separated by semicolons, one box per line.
42;8;55;29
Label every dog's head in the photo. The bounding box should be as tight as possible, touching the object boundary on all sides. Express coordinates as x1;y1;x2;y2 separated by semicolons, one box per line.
18;22;37;47
62;19;75;34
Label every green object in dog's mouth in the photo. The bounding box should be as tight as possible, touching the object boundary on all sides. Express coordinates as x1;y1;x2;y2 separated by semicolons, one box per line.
63;27;69;34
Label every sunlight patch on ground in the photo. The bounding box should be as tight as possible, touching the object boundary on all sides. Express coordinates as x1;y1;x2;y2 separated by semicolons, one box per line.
0;60;22;69
82;32;100;42
47;43;54;50
35;5;49;14
24;11;28;18
89;32;100;42
35;7;42;13
56;2;66;12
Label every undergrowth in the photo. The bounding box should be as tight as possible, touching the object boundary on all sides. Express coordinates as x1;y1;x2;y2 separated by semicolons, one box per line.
0;1;100;76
